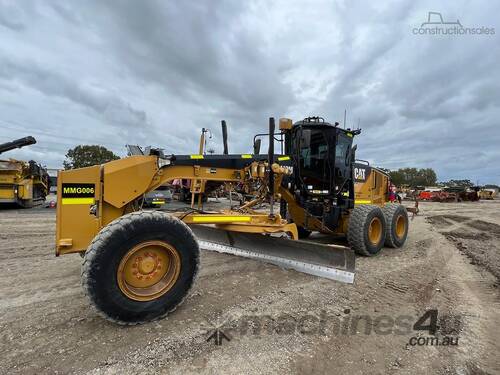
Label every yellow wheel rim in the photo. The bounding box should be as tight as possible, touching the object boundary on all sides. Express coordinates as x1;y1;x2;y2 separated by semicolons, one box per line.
395;215;406;239
368;217;382;245
117;240;181;302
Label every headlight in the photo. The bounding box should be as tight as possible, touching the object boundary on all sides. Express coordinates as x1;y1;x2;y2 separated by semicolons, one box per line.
158;158;171;169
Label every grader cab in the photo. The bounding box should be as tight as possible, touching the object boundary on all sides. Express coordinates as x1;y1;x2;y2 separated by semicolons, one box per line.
56;117;410;324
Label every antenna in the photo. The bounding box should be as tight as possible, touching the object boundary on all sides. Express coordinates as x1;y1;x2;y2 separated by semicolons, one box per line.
343;109;347;129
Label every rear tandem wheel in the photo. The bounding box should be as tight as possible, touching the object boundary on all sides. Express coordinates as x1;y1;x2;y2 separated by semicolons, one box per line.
347;205;387;256
382;204;409;248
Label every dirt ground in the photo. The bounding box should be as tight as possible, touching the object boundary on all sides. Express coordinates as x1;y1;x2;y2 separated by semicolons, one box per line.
1;199;499;374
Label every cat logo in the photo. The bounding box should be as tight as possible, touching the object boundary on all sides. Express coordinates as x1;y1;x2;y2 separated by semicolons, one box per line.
353;165;371;182
354;167;366;180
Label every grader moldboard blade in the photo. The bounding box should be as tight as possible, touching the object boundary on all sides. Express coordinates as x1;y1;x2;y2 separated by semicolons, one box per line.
189;225;355;284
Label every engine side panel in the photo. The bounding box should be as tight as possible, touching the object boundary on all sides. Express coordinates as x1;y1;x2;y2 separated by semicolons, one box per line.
353;163;389;206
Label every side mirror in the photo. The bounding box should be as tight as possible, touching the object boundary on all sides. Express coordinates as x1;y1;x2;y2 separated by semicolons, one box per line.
351;144;357;163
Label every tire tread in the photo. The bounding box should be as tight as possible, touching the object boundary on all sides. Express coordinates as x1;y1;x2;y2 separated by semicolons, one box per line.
347;205;386;256
382;204;408;248
81;211;200;325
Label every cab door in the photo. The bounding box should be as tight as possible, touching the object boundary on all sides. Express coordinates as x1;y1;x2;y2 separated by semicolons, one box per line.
334;132;353;198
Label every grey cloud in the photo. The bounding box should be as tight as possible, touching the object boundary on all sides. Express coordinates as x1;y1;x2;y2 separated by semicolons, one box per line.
0;1;499;184
76;1;295;117
0;59;148;130
0;2;28;31
313;3;500;184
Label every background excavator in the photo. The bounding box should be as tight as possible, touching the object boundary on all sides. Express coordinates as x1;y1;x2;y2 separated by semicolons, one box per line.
56;117;410;324
0;136;49;207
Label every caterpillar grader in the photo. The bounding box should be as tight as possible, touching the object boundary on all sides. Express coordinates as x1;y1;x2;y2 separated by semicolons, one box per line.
0;136;49;207
56;117;410;324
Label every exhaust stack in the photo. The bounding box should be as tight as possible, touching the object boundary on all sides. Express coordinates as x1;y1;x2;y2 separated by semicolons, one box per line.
221;120;229;155
253;139;261;155
268;117;275;217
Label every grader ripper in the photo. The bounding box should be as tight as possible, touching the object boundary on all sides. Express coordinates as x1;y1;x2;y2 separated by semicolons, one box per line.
56;117;409;324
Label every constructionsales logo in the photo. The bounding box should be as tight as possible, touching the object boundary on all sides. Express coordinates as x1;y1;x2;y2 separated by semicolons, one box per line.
412;11;495;36
61;183;95;205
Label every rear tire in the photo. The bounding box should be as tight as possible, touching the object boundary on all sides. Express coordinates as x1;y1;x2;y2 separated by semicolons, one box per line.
82;211;199;325
347;205;386;256
382;204;408;248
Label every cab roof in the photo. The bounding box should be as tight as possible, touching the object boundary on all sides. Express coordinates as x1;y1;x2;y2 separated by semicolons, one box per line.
293;117;361;136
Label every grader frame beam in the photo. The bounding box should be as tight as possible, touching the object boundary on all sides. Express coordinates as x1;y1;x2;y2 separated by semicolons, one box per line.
56;154;302;255
56;155;394;256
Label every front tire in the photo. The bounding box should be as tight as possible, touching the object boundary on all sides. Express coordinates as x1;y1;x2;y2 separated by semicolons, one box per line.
347;205;386;256
82;211;199;325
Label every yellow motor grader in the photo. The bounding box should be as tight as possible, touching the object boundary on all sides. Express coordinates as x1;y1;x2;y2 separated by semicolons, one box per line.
0;136;49;207
56;117;410;324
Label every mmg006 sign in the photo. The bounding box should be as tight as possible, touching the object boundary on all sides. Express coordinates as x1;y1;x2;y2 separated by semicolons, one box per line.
61;183;95;205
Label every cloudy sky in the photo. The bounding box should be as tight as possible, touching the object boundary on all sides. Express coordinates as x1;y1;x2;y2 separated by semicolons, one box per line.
1;1;499;184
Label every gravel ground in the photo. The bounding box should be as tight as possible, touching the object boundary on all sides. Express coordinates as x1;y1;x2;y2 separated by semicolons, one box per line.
0;200;499;374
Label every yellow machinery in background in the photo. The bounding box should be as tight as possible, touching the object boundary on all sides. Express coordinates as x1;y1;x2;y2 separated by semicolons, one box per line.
0;137;49;208
56;116;411;324
478;189;497;200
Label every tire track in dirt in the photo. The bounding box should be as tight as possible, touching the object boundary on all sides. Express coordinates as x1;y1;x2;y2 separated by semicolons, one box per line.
427;214;500;283
424;206;500;374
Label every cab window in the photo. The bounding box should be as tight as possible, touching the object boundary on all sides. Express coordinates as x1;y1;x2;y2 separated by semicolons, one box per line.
336;135;351;165
298;128;329;188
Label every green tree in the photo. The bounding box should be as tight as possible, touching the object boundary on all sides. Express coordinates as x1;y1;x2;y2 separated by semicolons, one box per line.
388;169;404;186
415;168;437;186
63;145;120;169
389;167;437;187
